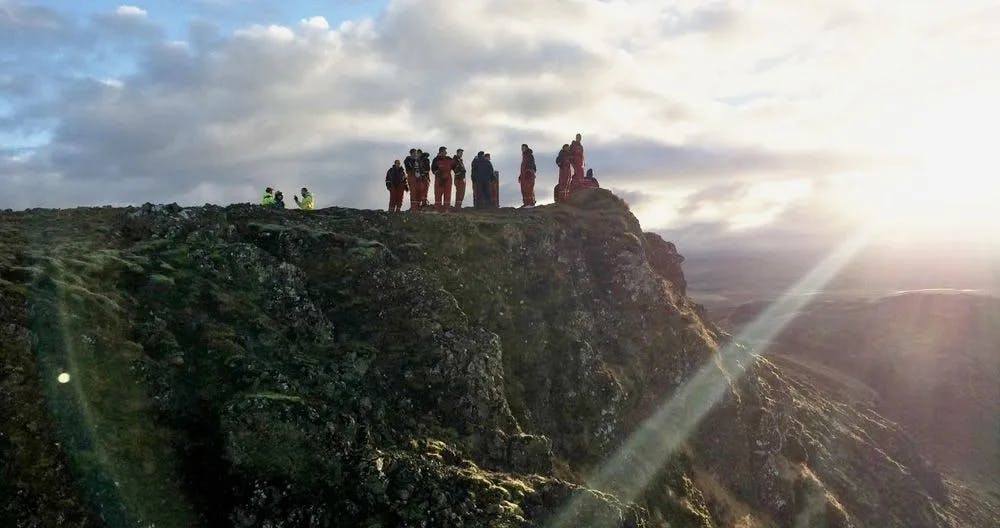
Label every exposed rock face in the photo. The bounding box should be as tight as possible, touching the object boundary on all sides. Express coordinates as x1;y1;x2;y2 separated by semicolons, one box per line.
1;190;996;527
642;233;687;297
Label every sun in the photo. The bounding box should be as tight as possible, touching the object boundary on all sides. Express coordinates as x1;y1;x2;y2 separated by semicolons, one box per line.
840;103;1000;243
836;166;999;246
858;170;998;232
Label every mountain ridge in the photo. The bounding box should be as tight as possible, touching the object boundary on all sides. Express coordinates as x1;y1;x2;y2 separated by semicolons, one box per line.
1;190;996;527
715;291;1000;490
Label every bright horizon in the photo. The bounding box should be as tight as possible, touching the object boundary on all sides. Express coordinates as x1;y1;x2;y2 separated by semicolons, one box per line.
3;0;1000;252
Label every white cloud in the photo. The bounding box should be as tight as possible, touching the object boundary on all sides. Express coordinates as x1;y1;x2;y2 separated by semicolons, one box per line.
94;3;159;39
3;0;999;250
114;5;147;19
300;16;330;31
234;24;295;42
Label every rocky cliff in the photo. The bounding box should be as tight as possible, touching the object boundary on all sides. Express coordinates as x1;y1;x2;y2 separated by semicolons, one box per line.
1;190;996;527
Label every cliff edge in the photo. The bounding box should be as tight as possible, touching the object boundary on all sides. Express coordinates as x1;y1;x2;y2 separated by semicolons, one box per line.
1;190;996;527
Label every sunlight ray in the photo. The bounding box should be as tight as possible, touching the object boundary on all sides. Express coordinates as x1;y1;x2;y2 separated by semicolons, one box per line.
546;228;873;528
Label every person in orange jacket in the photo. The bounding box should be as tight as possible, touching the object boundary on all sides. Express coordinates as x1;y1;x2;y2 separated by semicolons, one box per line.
431;146;455;211
386;159;408;212
519;144;536;207
556;144;571;202
570;133;585;183
453;148;467;208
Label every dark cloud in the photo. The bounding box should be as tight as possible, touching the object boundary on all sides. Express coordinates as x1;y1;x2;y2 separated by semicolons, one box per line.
486;84;581;119
675;181;748;215
188;18;223;52
369;2;606;122
0;1;74;48
657;187;855;254
608;188;658;209
0;1;100;75
0;0;854;228
618;87;692;122
0;73;36;97
578;137;847;198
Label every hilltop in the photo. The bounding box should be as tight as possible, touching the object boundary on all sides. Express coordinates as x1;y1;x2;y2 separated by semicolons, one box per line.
1;190;996;527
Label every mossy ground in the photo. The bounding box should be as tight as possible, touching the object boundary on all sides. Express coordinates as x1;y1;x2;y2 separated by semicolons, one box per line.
1;194;996;527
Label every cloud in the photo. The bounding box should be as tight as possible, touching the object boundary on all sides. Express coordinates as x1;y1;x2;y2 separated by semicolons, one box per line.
300;16;329;31
0;1;885;216
661;1;739;36
94;4;161;40
0;0;67;32
0;0;79;49
0;73;36;97
656;179;855;253
2;0;999;260
673;182;748;218
609;188;659;209
114;5;147;19
583;138;846;186
233;24;295;42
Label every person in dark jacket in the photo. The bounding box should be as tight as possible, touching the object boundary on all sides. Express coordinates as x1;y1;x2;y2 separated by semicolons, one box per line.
404;149;420;210
453;148;467;208
492;169;500;208
472;150;482;207
418;150;431;207
431;146;454;210
470;151;494;209
555;144;571;202
386;159;408;212
485;153;499;208
519;143;537;207
273;191;286;208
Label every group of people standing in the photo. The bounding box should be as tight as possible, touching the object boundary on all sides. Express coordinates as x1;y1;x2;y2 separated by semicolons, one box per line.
556;133;593;202
261;187;314;210
386;148;503;212
385;133;593;212
257;134;593;213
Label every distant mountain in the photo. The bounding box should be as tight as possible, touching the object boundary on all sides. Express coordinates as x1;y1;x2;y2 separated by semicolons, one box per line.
685;247;1000;309
714;291;1000;488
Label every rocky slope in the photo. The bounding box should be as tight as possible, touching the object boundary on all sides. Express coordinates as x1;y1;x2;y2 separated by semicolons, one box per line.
715;292;1000;489
1;190;996;527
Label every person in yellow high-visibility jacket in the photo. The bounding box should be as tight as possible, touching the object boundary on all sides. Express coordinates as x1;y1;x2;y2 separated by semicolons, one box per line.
294;187;315;210
261;187;275;206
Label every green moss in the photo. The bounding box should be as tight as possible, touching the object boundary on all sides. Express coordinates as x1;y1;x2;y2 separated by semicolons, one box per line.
147;273;175;286
244;391;305;402
2;200;978;528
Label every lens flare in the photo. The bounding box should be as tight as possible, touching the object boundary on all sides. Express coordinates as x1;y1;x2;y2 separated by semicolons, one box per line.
546;229;872;527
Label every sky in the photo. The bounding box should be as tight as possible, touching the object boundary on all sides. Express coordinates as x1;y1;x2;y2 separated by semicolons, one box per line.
3;0;1000;254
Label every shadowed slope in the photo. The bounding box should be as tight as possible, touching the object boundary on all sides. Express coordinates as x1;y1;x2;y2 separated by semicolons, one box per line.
1;190;996;527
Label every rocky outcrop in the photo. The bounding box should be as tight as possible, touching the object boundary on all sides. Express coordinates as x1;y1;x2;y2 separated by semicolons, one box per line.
642;233;687;297
1;190;996;527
